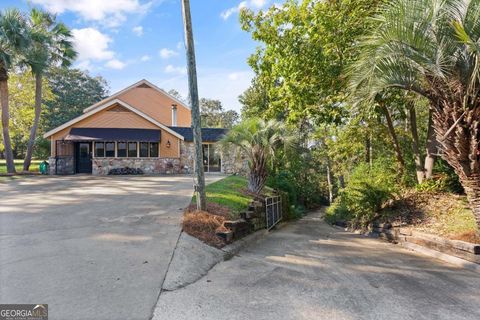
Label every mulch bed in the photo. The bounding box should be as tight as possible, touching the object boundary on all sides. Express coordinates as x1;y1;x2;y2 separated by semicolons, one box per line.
182;203;233;248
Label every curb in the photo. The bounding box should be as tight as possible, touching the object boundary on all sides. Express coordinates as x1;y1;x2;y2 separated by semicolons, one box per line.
401;241;480;273
159;223;287;293
221;229;268;259
221;220;289;258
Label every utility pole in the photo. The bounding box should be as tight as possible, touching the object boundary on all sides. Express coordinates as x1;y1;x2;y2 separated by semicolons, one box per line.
181;0;207;210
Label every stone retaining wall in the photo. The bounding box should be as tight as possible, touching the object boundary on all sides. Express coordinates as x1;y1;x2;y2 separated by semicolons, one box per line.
371;224;480;264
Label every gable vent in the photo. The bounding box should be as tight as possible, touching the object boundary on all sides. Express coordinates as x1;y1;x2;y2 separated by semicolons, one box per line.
137;83;151;88
107;105;131;112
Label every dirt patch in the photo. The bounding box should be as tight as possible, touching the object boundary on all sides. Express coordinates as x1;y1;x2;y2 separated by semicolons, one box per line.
381;190;479;244
451;231;480;244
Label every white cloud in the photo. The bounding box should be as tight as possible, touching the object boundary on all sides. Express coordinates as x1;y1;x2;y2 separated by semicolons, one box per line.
165;65;186;75
159;48;178;59
221;0;268;20
75;60;93;71
140;55;151;62
72;28;114;62
228;72;240;80
132;26;143;36
105;59;126;69
31;0;152;27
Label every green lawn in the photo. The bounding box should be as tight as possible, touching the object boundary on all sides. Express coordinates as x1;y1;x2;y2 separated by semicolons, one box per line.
0;159;44;174
193;175;274;217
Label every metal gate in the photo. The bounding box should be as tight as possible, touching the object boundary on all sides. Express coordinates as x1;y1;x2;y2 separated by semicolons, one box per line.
265;195;282;230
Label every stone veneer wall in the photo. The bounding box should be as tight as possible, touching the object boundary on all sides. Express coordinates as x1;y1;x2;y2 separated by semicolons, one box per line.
48;156;74;175
92;158;186;175
221;146;248;175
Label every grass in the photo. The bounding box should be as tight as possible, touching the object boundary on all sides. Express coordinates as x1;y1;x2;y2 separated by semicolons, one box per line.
192;175;275;218
0;159;44;174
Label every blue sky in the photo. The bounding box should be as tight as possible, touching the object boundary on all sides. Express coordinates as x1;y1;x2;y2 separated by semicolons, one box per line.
1;0;276;112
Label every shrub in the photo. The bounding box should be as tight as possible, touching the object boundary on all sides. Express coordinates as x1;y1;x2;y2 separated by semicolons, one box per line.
416;159;463;194
326;158;398;228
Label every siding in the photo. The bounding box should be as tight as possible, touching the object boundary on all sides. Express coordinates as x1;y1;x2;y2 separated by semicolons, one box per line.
118;86;191;127
160;130;180;158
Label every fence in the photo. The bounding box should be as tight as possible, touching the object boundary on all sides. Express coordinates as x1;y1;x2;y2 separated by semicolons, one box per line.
265;195;282;230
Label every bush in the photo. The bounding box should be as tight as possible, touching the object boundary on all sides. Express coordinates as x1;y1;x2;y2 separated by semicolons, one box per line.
325;159;398;228
416;159;463;194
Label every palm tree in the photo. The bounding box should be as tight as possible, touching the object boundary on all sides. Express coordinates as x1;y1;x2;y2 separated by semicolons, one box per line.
23;9;76;171
0;9;30;174
221;118;292;194
349;0;480;231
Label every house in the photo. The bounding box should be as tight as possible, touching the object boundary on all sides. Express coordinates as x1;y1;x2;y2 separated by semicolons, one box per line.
43;79;242;175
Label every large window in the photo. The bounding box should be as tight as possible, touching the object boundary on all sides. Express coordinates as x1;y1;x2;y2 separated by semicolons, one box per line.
95;142;105;157
128;142;137;157
117;142;127;157
94;141;159;158
202;144;221;172
105;142;115;157
140;142;149;157
150;142;159;157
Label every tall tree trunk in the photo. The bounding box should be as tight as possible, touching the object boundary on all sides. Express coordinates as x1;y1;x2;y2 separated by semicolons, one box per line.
23;73;43;171
338;175;345;189
380;104;405;175
424;109;437;179
0;66;15;174
432;104;480;232
326;163;334;204
365;132;371;164
182;0;206;210
409;105;425;183
247;149;267;194
461;175;480;230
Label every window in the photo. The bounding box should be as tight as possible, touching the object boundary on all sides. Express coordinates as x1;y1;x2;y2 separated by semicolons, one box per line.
105;142;115;157
117;142;127;157
150;142;159;157
140;142;149;157
94;142;105;157
128;142;137;157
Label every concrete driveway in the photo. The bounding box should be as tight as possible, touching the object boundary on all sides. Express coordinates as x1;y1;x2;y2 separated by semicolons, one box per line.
0;174;223;320
154;210;480;320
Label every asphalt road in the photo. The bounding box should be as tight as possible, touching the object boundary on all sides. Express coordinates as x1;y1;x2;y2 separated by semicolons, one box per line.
154;210;480;320
0;174;223;320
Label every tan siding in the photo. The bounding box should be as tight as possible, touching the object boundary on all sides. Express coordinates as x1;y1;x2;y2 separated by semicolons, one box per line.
160;131;180;158
118;86;191;127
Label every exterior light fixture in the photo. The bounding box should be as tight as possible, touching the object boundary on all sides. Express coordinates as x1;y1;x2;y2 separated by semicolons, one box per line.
166;140;171;148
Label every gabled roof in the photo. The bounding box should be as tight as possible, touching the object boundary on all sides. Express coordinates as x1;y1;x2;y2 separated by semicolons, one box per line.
43;99;185;140
82;79;190;113
168;127;228;142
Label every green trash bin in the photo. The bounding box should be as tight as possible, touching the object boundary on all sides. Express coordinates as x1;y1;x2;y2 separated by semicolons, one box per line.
39;160;49;175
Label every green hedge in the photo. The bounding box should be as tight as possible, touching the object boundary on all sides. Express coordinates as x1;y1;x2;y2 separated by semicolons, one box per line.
325;159;398;228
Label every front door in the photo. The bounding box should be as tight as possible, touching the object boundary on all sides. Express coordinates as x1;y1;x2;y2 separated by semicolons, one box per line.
76;142;92;173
